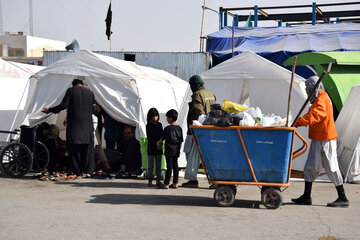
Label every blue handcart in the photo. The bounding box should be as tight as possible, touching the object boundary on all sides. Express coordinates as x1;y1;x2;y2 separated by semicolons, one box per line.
191;125;308;209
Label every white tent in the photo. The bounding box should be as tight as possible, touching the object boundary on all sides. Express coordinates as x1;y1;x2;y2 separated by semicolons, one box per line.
336;84;360;182
0;59;44;141
24;50;190;166
200;51;310;171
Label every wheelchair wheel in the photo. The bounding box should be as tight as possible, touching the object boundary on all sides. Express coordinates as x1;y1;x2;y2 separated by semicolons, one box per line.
0;143;33;177
32;141;50;172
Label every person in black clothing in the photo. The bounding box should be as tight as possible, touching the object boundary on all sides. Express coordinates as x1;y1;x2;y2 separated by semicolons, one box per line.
146;108;164;187
45;124;67;172
118;126;142;176
162;109;183;189
42;79;96;178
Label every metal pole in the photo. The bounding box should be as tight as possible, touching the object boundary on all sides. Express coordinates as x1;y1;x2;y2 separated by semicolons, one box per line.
29;0;34;35
200;0;206;52
312;2;316;25
232;18;235;57
224;10;228;27
218;11;221;30
254;5;258;27
219;7;223;29
0;0;3;35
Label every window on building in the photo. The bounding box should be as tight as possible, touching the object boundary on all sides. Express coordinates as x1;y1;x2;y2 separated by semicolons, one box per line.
8;48;24;57
124;54;136;62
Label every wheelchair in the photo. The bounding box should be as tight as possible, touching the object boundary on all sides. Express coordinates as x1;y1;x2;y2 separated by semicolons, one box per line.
0;125;50;177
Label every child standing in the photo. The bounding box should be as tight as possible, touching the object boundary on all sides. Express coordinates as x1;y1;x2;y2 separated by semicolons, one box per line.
163;109;183;189
146;108;164;188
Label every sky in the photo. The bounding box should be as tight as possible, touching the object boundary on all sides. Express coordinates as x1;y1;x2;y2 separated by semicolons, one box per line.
1;0;359;52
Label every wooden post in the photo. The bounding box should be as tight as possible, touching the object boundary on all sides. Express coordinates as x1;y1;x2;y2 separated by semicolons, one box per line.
200;0;206;52
286;56;297;127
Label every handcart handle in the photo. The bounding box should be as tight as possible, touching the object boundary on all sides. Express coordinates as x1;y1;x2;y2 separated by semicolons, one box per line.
292;130;309;160
0;130;19;135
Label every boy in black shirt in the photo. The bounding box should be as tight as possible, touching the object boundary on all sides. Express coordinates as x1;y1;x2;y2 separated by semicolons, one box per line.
162;109;183;189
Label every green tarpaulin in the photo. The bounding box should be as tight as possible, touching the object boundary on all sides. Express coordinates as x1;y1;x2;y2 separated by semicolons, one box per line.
284;51;360;112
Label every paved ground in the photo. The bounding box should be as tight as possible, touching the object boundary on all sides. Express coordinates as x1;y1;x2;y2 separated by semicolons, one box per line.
0;174;359;240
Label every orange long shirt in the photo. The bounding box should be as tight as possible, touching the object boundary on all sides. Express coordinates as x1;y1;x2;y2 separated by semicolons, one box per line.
297;90;337;141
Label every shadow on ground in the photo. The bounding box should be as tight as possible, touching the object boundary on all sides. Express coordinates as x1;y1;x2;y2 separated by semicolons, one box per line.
0;174;39;180
55;180;148;189
54;180;216;190
86;193;262;209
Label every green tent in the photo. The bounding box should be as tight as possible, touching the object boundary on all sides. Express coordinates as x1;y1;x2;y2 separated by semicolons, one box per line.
283;51;360;112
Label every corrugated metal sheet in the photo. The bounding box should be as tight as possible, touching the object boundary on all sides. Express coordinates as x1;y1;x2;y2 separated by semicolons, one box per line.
43;51;212;81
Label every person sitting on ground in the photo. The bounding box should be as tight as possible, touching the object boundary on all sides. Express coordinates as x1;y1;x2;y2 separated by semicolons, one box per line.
118;126;142;177
45;124;68;173
36;122;51;144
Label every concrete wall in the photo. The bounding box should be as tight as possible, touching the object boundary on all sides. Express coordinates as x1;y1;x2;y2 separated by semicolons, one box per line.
26;36;66;57
0;35;66;57
0;35;26;57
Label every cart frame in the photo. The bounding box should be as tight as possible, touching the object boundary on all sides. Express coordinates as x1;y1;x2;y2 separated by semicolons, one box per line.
191;125;308;209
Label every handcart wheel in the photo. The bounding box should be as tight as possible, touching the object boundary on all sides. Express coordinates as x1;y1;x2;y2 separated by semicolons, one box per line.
0;143;33;177
231;185;237;195
261;188;283;209
32;141;50;172
261;186;269;195
213;185;235;207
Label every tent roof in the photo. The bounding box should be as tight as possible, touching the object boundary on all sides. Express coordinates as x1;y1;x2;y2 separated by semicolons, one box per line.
207;23;360;54
207;22;360;39
205;23;360;79
201;51;304;83
26;50;189;139
283;51;360;66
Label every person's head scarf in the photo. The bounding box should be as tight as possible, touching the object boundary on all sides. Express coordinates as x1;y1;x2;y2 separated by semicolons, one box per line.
189;75;204;93
305;76;324;103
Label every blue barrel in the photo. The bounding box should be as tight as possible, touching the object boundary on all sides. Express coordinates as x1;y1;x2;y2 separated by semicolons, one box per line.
192;127;294;183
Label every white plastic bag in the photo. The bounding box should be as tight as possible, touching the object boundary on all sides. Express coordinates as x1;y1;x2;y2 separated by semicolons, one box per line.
192;120;202;126
197;114;207;125
244;107;262;123
239;112;255;126
261;114;283;127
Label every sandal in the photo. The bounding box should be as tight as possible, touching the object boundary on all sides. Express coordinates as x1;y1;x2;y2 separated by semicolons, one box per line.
169;184;178;189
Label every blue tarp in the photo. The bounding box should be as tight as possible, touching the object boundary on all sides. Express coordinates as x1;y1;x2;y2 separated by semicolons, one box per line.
206;23;360;78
